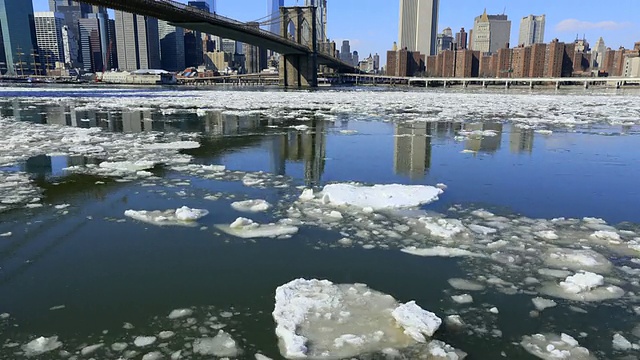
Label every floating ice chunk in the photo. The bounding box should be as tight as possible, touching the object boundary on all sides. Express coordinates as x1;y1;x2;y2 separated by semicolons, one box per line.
0;232;11;237
134;336;156;347
299;188;315;201
142;351;164;360
445;315;465;329
538;268;572;278
22;336;63;356
532;297;557;311
543;248;612;273
468;224;497;235
339;130;358;135
81;343;103;355
255;354;273;360
418;217;466;239
470;209;494;219
175;206;209;221
391;301;442;342
590;230;621;242
291;125;310;131
124;207;208;226
448;278;485;291
401;246;483;258
192;330;240;357
319;183;443;211
111;343;128;351
451;294;473;304
427;340;467;359
612;333;634;351
521;333;595;360
141;141;200;150
540;271;625;302
536;230;560;240
560;272;604;294
168;308;193;319
159;331;175;339
99;160;156;172
217;217;299;239
231;199;272;213
272;279;441;359
54;204;70;209
489;307;499;314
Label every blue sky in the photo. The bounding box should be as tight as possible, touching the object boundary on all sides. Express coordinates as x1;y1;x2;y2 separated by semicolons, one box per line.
32;0;639;63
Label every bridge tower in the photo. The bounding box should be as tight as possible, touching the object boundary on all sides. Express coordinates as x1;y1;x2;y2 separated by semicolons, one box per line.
279;6;317;87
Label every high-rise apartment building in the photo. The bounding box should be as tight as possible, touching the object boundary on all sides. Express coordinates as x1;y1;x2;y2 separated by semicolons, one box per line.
471;10;511;55
0;24;6;74
518;14;545;46
436;27;453;54
455;28;467;50
159;20;185;71
114;10;160;70
0;0;39;75
34;12;65;70
398;0;439;56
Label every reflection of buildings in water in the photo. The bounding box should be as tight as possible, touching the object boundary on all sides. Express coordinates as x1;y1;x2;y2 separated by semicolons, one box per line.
273;119;326;186
6;100;46;123
434;121;462;139
394;123;432;180
464;123;503;153
45;105;68;126
23;154;100;178
203;112;261;136
509;126;534;154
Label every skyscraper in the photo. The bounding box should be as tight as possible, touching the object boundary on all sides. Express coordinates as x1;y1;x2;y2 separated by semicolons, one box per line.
158;20;185;71
471;9;511;54
398;0;439;56
305;0;328;43
518;14;545;46
592;37;606;69
78;16;103;72
0;0;39;75
267;0;284;35
114;10;160;70
340;40;352;64
34;12;65;69
455;27;467;50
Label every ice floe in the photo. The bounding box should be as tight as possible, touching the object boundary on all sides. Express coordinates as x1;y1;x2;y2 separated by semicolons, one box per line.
124;206;209;226
540;271;625;302
21;336;63;357
231;199;272;212
272;278;443;359
314;183;443;211
192;330;240;357
521;333;595;360
217;217;299;239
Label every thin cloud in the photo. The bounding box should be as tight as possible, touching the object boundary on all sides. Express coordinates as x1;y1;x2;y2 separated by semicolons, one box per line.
555;19;632;32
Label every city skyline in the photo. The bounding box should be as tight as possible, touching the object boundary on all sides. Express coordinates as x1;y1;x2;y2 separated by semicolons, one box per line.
28;0;638;64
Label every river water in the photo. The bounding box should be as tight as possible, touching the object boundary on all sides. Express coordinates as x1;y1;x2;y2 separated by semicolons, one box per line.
0;85;640;359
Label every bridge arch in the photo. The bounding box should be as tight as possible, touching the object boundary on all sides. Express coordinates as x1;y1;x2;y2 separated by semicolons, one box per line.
279;6;318;87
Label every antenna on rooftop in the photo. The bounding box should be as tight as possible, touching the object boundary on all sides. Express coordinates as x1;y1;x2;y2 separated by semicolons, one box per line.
503;6;506;15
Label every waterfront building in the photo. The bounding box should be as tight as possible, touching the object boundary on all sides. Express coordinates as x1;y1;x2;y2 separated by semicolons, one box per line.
398;0;439;56
471;9;511;55
623;57;640;77
455;28;467;50
0;0;39;75
34;12;65;72
114;10;160;71
518;14;545;46
386;47;425;76
159;20;185;71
